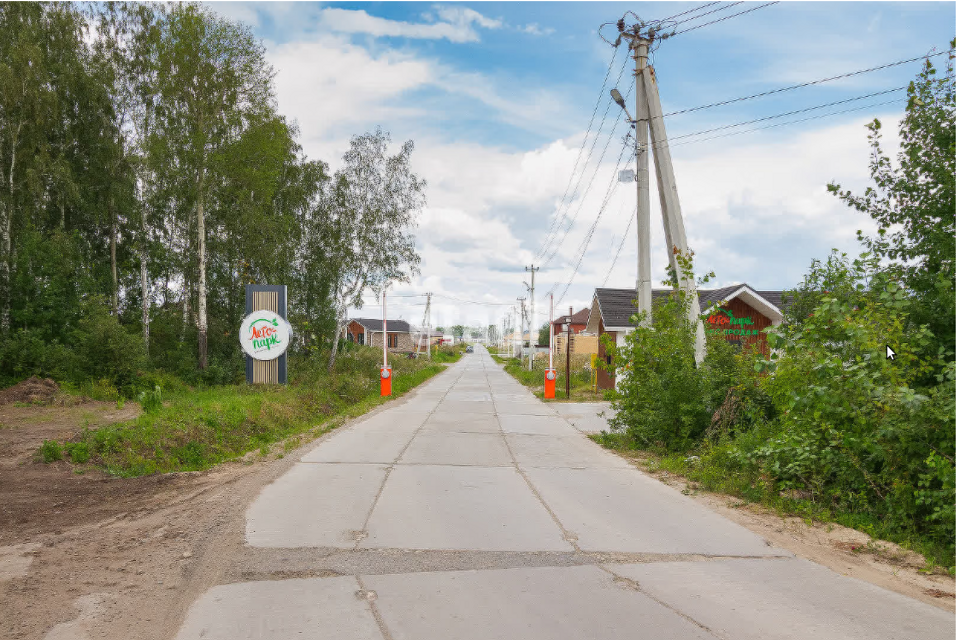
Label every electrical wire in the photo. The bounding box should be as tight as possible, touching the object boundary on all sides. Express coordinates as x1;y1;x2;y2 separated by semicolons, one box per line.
668;1;779;37
670;2;744;26
659;50;950;118
668;97;907;148
535;46;623;258
659;2;723;22
601;211;635;288
540;81;635;269
652;82;927;148
537;49;632;260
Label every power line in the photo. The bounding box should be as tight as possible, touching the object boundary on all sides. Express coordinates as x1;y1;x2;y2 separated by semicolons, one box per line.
538;49;632;259
541;81;635;269
432;293;516;307
669;1;779;37
660;50;951;118
669;97;908;148
602;211;634;288
671;2;744;26
660;2;723;22
657;82;924;146
554;142;633;305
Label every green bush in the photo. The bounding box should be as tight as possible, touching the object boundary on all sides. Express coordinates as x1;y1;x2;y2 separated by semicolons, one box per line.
71;301;147;393
64;441;90;464
39;440;63;463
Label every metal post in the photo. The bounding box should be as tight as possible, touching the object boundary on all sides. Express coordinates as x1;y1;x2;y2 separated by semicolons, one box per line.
634;38;652;327
382;289;387;367
548;293;554;370
566;306;572;399
426;292;431;360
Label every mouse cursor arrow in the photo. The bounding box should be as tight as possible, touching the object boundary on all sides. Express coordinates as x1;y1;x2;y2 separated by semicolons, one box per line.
886;345;896;360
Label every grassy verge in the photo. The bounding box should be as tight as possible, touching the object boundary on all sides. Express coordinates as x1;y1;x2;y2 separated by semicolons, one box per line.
429;342;468;363
38;348;446;477
592;431;955;574
491;351;607;402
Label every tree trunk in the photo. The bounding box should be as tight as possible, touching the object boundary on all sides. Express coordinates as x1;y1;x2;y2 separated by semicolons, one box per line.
196;172;208;370
327;313;346;372
110;195;119;316
140;198;150;355
1;124;20;335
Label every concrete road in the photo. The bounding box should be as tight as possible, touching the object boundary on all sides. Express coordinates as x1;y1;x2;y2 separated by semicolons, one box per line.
176;349;955;640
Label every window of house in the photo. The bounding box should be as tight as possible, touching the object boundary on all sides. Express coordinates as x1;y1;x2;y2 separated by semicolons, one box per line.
347;332;354;342
388;334;398;348
358;333;364;345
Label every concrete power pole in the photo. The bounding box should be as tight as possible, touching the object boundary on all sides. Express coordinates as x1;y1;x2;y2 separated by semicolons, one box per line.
515;299;524;360
525;265;539;370
425;292;432;360
613;24;706;364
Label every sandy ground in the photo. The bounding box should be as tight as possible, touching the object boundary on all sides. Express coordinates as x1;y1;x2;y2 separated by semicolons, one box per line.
0;394;954;640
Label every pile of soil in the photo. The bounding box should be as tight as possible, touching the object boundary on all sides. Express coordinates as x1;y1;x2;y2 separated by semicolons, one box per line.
0;377;60;406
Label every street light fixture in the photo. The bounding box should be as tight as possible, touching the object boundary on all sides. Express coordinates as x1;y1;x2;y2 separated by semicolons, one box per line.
610;88;634;125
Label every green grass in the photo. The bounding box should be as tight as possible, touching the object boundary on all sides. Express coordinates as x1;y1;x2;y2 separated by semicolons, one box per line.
494;352;603;402
592;431;955;574
39;348;446;477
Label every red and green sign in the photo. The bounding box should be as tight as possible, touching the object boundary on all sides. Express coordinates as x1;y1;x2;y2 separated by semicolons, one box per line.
239;310;291;360
707;309;759;338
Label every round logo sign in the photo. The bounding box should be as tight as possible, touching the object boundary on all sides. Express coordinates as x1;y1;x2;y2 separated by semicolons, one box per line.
239;310;291;360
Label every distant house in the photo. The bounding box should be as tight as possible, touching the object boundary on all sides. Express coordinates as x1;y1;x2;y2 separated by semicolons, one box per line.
344;318;415;353
415;331;445;351
586;284;787;390
551;308;591;356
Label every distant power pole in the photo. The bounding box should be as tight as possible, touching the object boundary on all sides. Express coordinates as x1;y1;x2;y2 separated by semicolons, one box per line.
425;292;432;360
515;299;525;360
525;265;539;370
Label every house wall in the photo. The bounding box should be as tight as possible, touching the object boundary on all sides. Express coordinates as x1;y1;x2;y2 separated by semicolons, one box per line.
345;321;366;345
368;331;415;353
705;296;773;355
554;333;599;356
596;319;617;391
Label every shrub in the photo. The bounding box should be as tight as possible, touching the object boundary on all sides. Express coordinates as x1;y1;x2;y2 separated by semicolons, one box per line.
138;385;163;414
64;441;90;464
39;440;63;463
71;301;147;392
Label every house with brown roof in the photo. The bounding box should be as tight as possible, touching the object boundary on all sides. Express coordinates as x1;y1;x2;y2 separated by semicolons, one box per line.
586;284;788;390
344;318;415;353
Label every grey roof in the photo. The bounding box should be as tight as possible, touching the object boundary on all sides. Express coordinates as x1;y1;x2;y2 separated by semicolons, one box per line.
594;285;790;329
351;318;412;333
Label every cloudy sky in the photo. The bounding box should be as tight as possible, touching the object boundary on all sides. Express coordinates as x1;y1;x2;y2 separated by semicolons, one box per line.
209;1;955;333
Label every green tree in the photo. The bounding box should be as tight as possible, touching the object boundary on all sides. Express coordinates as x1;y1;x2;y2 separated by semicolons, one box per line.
452;325;465;342
325;128;425;371
538;322;550;347
828;43;956;356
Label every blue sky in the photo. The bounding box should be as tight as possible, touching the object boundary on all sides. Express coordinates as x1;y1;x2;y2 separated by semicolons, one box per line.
209;1;956;331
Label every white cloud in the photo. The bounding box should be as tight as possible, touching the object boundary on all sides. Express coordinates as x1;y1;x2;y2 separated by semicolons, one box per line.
317;6;501;43
521;23;555;36
433;6;503;31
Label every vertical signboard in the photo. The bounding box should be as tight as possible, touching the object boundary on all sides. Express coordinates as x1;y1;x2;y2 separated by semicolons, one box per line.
244;284;288;384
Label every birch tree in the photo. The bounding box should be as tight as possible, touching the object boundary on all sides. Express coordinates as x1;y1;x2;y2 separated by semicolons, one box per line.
325;128;425;371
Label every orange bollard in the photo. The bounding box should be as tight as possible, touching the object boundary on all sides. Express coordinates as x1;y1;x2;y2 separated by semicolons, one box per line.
544;368;556;399
380;366;392;396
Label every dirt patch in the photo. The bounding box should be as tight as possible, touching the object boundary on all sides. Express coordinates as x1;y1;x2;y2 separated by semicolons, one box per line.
614;449;956;613
0;377;61;406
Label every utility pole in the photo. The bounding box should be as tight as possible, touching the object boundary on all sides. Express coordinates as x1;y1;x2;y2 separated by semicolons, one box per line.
610;21;706;363
515;299;524;360
425;292;432;360
566;305;572;399
525;265;539;370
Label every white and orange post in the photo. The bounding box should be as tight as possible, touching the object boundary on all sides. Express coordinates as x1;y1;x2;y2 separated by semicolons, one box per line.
544;293;556;399
380;289;392;396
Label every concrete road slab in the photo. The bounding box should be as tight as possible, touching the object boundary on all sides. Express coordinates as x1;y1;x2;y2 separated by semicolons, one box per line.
554;402;614;434
613;558;955;640
364;565;714;640
175;576;382;640
495;401;556;416
498;414;581;436
420;412;501;433
505;433;633;469
362;465;571;551
351;411;430;432
437;400;496;415
301;427;413;464
399;432;512;466
525;467;786;555
246;463;386;548
444;391;493;402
